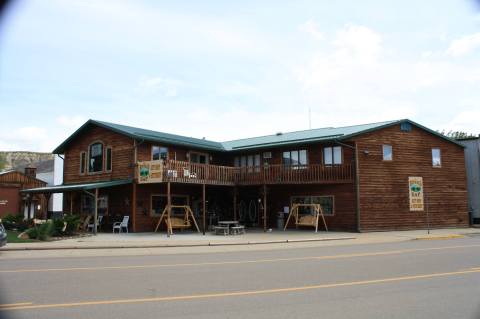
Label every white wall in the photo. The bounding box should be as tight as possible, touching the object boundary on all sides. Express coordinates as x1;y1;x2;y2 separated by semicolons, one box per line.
52;155;63;211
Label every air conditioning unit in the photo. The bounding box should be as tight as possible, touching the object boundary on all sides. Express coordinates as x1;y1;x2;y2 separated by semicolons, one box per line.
263;152;272;159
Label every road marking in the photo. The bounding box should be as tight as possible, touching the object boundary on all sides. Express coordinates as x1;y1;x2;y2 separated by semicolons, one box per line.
1;268;479;311
0;302;32;308
0;243;479;274
1;244;479;273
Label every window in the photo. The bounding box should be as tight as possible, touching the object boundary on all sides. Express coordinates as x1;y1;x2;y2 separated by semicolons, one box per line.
432;148;441;167
80;152;86;174
151;194;188;216
383;145;392;161
236;154;260;171
106;147;112;172
152;146;168;161
400;122;412;132
291;196;334;216
190;152;209;164
324;146;342;165
283;150;308;166
88;142;103;173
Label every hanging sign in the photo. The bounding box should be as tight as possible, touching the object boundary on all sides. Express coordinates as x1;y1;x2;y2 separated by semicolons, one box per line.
138;161;163;183
409;176;424;211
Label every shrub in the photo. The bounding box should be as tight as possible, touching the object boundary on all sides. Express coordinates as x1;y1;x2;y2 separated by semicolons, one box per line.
25;227;38;239
37;221;55;241
2;213;27;230
63;214;81;235
52;219;66;237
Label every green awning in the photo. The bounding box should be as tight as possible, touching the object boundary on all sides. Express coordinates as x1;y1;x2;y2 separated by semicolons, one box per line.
21;179;133;194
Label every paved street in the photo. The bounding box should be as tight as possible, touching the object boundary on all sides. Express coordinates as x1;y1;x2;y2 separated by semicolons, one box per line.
1;236;480;319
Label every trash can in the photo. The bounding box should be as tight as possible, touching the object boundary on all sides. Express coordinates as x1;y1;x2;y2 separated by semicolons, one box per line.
277;212;284;230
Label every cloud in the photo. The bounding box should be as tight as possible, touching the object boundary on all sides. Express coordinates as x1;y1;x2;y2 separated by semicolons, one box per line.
333;24;383;64
298;19;324;40
445;110;480;134
446;32;480;56
136;76;182;97
0;126;51;151
56;115;87;128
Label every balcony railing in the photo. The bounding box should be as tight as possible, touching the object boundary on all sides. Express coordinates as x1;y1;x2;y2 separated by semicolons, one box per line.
137;160;354;186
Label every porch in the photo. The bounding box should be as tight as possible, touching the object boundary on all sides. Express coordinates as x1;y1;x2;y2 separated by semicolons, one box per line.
137;159;355;186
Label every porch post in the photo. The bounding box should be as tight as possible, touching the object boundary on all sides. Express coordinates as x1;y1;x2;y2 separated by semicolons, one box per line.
233;187;237;221
132;182;137;232
263;184;267;232
202;183;206;235
94;188;98;235
167;181;171;237
354;142;361;232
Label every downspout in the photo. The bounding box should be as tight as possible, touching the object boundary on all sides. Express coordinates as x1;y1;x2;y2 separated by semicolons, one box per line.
334;139;361;232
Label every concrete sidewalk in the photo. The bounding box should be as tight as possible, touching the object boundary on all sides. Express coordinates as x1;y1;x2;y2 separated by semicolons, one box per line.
2;228;479;251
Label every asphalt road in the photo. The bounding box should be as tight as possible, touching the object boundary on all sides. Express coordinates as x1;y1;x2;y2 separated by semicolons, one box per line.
1;236;480;319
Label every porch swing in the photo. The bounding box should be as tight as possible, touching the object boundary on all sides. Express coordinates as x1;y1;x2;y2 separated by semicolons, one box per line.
283;203;328;233
154;205;201;236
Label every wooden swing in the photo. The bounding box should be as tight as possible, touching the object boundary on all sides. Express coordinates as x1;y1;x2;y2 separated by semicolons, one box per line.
283;203;328;233
154;205;201;236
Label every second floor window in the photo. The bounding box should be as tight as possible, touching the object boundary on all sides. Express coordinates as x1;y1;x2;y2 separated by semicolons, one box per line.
235;154;260;172
283;150;307;166
324;146;342;165
89;142;103;173
190;152;209;164
432;148;441;167
152;146;168;161
383;145;393;161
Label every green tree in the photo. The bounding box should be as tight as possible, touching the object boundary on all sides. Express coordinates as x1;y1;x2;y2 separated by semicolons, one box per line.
438;130;477;139
0;153;6;171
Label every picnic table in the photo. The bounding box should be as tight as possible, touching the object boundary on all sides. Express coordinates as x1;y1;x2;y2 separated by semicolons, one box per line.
214;221;245;235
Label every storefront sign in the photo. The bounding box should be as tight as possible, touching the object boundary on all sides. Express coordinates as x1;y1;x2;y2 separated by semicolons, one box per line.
409;176;424;211
138;161;164;183
0;200;7;205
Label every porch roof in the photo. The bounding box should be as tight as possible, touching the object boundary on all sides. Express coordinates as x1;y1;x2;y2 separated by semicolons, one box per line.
21;179;132;194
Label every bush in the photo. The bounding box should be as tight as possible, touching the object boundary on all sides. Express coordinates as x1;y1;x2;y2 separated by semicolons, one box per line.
63;214;81;235
1;214;28;230
37;221;55;241
52;219;67;237
25;227;38;239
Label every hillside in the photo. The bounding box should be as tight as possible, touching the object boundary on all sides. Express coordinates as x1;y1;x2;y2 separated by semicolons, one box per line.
0;151;54;172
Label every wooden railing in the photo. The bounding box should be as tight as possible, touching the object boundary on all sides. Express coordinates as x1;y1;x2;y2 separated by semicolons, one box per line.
137;160;354;186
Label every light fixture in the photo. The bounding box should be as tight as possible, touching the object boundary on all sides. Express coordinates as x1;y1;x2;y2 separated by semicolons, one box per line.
363;150;370;155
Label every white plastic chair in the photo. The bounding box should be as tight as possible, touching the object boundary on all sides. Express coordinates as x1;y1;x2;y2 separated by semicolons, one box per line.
113;216;129;233
87;215;103;232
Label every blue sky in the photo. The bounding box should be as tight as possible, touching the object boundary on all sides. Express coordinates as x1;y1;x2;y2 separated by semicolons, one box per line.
1;0;480;151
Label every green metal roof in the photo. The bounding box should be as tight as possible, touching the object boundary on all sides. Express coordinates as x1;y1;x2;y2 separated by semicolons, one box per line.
21;179;132;194
53;120;224;153
53;118;463;154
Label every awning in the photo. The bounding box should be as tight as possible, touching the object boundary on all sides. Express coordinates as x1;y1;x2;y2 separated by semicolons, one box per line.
21;179;133;194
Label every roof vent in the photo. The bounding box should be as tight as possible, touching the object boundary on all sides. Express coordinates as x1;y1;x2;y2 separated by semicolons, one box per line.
276;132;283;136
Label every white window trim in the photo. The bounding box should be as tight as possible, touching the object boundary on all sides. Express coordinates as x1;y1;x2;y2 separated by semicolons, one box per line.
323;146;342;165
432;148;442;167
382;144;393;161
151;145;169;161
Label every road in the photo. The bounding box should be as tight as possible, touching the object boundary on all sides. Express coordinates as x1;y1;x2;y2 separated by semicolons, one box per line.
1;236;480;319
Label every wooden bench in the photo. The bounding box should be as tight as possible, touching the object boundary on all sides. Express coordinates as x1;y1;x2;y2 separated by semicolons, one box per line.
297;215;317;227
214;226;229;236
230;225;245;235
167;217;191;230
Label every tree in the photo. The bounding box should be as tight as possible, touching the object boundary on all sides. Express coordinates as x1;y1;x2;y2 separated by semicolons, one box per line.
438;130;477;140
0;153;6;171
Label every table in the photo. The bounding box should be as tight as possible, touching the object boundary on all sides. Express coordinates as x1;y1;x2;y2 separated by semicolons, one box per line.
218;221;239;227
215;221;241;236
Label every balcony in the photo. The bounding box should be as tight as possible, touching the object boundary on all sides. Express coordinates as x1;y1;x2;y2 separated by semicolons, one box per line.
137;160;354;186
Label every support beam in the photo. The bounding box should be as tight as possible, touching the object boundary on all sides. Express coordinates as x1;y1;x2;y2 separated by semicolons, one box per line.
263;184;267;232
94;188;98;235
132;182;137;232
167;182;171;237
233;187;237;221
202;183;206;235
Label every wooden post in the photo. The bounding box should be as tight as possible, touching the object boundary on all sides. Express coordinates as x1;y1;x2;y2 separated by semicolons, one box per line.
233;187;237;221
70;192;73;214
167;182;171;237
132;182;137;232
263;184;267;232
354;142;361;232
202;183;206;235
94;188;98;235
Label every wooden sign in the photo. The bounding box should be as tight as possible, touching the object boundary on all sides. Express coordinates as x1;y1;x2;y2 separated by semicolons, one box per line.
409;176;424;211
138;161;163;184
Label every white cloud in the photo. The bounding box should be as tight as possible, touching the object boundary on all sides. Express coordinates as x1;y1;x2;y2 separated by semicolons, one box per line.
0;126;51;151
333;24;383;64
136;76;182;97
298;19;324;40
446;32;480;56
445;110;480;134
56;115;86;128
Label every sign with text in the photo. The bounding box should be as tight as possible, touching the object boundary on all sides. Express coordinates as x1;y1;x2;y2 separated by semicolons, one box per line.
409;176;424;211
138;161;163;184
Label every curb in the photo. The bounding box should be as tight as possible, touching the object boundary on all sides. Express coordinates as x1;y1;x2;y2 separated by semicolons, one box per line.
413;234;465;240
0;236;356;251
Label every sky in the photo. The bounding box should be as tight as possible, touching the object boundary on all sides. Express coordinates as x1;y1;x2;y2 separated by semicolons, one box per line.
1;0;480;152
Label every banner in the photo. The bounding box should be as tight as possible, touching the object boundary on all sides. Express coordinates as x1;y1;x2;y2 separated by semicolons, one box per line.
409;176;424;211
138;161;163;183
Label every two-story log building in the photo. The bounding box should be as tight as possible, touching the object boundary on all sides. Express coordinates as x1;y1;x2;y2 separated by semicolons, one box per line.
23;119;469;233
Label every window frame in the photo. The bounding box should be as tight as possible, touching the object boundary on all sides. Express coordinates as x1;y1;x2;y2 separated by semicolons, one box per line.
189;151;209;164
282;149;308;167
432;148;442;167
87;141;104;174
382;144;393;161
290;195;335;216
323;146;342;165
79;151;86;175
151;145;168;161
105;146;112;172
